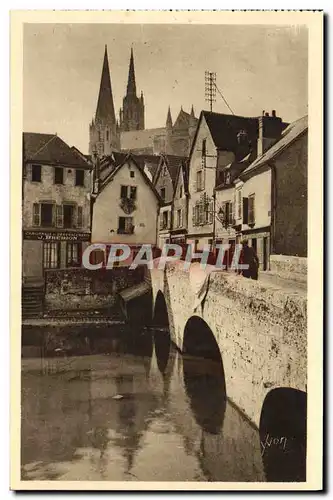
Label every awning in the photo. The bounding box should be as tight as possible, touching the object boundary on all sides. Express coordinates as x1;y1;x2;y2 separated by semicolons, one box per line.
119;282;151;303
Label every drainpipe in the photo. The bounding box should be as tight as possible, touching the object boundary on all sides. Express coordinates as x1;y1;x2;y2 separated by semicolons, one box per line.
212;191;216;253
269;161;277;256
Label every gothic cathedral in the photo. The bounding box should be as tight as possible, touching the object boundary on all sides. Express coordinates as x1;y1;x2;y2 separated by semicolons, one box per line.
89;46;145;157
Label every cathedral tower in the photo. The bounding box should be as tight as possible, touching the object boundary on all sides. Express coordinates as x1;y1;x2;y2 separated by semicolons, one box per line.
119;48;145;132
89;45;120;156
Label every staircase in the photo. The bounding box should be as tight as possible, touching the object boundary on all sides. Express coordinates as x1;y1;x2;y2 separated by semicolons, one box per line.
22;280;45;319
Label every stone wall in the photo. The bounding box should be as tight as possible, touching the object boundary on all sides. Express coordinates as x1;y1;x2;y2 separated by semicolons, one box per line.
45;266;145;312
150;261;307;427
270;254;307;283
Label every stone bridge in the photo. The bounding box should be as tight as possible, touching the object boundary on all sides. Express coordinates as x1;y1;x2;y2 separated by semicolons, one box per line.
146;261;307;430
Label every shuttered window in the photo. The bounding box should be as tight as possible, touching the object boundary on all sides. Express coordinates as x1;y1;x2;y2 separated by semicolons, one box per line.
56;205;63;228
243;197;249;224
248;194;255;224
33;203;40;226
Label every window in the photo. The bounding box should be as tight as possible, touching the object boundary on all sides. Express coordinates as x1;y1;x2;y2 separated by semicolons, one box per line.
31;164;41;182
63;204;75;228
162;211;169;229
120;185;137;200
130;171;135;178
75;169;85;187
248;194;255;225
33;203;40;226
56;205;63;227
177;209;182;228
179;185;183;198
160;187;166;201
106;130;109;141
43;242;60;269
130;186;137;200
243;197;249;224
202;139;207;157
120;185;128;199
225;201;234;226
66;242;82;267
77;206;83;228
40;203;54;227
118;216;134;234
237;190;242;219
196;170;203;191
54;167;64;184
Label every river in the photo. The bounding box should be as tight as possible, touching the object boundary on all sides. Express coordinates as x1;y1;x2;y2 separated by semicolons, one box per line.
21;327;266;482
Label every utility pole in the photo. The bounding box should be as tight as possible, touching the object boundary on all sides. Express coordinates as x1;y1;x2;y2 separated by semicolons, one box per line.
205;71;216;112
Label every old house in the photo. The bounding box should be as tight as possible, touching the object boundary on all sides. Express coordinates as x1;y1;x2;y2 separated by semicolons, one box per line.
238;115;308;265
170;159;189;245
153;154;186;247
186;110;287;251
22;132;92;281
91;152;161;260
214;155;253;265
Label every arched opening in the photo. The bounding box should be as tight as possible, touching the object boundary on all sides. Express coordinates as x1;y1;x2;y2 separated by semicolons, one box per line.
259;387;307;482
182;316;227;435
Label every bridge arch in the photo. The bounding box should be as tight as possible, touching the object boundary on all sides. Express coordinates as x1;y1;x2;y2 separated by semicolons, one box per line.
182;316;227;434
259;387;307;482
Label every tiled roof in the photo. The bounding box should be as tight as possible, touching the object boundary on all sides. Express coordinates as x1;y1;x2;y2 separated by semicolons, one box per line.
132;154;161;179
203;111;259;152
163;154;187;187
241;115;308;177
23;132;91;168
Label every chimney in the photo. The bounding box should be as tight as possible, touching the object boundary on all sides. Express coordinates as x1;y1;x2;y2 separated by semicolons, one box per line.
265;112;269;117
257;116;264;157
272;109;276;117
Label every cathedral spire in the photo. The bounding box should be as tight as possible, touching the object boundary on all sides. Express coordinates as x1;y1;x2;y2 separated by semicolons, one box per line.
166;106;173;128
126;47;137;96
190;105;195;118
95;45;116;125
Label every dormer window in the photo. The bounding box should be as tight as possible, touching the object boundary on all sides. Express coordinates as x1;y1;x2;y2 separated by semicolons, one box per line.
225;172;231;184
237;129;248;144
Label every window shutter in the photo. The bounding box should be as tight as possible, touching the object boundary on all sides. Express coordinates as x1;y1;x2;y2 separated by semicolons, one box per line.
159;214;163;230
192;205;196;226
33;203;40;226
56;205;63;228
243;197;249;224
120;185;127;199
225;203;230;226
77;206;83;228
230;202;234;225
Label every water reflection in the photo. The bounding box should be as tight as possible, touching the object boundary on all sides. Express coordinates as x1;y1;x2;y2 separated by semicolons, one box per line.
22;325;268;482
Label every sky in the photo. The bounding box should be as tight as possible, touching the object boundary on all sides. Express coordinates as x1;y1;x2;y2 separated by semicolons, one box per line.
23;23;308;154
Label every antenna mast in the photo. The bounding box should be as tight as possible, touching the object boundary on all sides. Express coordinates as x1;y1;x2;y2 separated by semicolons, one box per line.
205;71;216;112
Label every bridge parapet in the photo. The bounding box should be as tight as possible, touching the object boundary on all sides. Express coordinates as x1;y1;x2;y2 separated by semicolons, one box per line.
149;261;307;426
